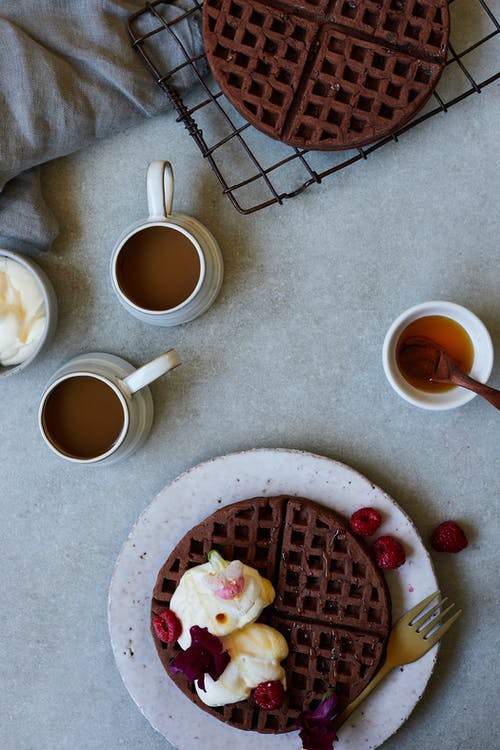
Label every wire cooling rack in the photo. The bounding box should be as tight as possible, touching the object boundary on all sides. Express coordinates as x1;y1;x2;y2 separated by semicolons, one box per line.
128;0;499;213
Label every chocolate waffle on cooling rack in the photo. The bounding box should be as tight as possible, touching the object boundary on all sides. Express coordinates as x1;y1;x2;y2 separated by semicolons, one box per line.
202;0;449;150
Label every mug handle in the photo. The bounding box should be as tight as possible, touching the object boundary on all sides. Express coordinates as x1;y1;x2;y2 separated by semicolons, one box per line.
147;160;174;220
121;349;181;395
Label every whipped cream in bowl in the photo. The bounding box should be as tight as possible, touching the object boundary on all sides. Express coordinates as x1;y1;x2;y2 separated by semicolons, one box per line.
0;249;57;377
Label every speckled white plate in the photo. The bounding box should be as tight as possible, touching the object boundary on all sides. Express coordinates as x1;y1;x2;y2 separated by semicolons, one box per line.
108;448;438;750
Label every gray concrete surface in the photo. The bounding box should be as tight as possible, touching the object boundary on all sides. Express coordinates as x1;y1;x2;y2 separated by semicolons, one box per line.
1;44;499;750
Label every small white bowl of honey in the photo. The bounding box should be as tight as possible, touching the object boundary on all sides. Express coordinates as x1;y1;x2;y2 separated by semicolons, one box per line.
382;301;494;410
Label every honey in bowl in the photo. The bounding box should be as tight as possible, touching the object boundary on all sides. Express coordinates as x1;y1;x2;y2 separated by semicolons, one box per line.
396;315;474;393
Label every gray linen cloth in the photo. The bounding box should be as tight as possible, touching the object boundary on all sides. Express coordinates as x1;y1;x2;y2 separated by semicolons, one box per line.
0;1;203;253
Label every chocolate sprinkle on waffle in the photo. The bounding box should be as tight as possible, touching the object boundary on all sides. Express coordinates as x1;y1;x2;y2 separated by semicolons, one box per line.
202;0;449;150
151;496;391;733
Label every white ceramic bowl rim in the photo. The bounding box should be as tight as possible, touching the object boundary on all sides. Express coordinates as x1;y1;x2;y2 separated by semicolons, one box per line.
382;300;494;411
0;248;56;376
38;371;130;464
112;221;206;315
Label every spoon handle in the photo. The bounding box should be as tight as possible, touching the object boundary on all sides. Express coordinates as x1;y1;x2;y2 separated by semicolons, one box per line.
437;362;500;409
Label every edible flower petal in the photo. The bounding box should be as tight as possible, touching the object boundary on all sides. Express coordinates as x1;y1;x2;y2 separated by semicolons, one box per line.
169;625;230;692
296;692;339;750
205;553;245;600
207;549;227;572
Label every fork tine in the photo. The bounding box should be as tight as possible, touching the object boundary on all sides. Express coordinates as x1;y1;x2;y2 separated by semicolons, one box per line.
412;597;447;629
418;602;456;637
423;608;461;647
400;591;441;623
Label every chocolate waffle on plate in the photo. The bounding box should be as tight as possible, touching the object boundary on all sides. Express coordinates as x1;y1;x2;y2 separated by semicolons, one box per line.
151;495;391;733
202;0;450;150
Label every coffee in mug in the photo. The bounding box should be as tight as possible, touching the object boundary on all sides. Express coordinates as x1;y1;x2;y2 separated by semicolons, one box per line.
115;225;201;311
110;160;223;327
41;375;126;460
38;350;180;464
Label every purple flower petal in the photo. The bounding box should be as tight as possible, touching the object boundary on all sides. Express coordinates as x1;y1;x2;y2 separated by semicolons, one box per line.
312;694;338;721
210;647;231;681
169;626;230;692
296;693;339;750
191;625;222;651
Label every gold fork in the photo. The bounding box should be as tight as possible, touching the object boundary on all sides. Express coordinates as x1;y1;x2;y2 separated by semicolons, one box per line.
335;591;461;728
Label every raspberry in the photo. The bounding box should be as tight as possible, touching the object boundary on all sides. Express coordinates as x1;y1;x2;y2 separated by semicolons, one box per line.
373;535;406;569
253;680;285;710
152;609;182;643
431;521;468;553
349;507;382;536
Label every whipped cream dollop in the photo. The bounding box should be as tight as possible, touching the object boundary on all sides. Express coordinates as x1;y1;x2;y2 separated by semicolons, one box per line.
0;258;46;366
195;623;288;707
170;558;275;650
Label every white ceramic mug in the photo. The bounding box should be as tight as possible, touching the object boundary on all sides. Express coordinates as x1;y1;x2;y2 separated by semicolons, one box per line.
110;160;223;326
38;350;180;464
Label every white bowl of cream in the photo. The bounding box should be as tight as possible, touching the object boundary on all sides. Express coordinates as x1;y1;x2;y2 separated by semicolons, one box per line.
0;249;58;377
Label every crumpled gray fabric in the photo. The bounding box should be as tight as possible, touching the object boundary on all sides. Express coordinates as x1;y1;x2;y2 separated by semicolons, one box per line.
0;1;203;253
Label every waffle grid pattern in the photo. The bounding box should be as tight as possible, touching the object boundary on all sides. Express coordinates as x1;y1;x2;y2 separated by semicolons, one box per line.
331;0;448;58
203;0;449;149
127;0;499;213
272;615;386;727
274;498;390;634
151;496;391;733
153;498;285;598
205;1;318;139
289;28;442;145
